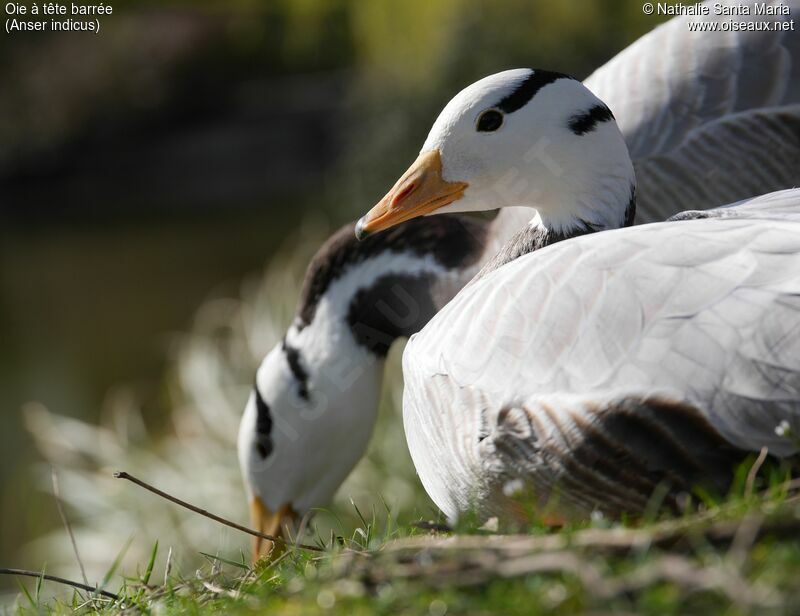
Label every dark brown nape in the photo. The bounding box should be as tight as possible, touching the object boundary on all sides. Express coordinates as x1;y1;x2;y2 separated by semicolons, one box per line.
296;214;488;330
475;182;636;278
475;219;596;279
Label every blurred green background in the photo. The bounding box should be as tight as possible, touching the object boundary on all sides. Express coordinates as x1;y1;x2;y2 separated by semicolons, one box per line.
0;0;670;582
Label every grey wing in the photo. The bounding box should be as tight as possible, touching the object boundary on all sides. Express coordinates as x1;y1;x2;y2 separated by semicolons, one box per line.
636;107;800;223
586;0;800;158
585;0;800;221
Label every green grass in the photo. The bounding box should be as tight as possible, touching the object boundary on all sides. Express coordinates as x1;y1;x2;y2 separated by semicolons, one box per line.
10;469;800;615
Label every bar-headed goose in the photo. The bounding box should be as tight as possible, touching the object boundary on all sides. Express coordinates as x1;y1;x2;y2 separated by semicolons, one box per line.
239;0;800;556
354;66;800;523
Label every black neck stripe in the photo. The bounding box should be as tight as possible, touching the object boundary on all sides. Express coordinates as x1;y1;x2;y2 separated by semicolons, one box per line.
253;384;274;458
346;272;440;357
495;69;576;114
282;337;310;401
296;215;487;329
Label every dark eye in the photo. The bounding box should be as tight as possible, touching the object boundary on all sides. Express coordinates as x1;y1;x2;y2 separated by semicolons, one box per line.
476;109;504;132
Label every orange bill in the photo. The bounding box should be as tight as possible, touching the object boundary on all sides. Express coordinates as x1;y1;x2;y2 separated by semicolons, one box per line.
250;497;297;563
355;149;467;239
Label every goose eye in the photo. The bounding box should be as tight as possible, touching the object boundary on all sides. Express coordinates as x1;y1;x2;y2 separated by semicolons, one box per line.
476;109;504;132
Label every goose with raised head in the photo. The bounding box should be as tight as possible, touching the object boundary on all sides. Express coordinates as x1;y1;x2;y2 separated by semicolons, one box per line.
239;0;800;557
355;66;800;523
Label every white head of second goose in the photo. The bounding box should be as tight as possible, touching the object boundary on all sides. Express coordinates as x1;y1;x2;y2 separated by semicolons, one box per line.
357;69;636;257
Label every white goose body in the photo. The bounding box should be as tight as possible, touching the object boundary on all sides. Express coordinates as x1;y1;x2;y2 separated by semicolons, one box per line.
403;191;800;520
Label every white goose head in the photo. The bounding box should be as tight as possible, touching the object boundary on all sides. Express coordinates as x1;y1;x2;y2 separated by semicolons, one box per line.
356;68;636;239
237;330;383;560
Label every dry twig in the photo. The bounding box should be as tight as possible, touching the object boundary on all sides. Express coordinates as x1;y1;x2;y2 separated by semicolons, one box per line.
113;471;323;552
745;447;770;498
0;568;119;601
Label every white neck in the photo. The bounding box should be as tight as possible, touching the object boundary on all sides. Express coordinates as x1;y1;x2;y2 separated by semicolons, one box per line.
530;169;636;235
475;176;635;278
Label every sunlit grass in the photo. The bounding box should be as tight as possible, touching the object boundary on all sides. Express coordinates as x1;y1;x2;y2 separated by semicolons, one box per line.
12;474;800;614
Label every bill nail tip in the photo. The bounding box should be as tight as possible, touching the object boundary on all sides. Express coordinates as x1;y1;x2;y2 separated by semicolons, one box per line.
355;217;369;241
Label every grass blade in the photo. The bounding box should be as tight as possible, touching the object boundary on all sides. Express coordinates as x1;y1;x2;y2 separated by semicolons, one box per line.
199;552;250;571
34;566;45;604
142;540;159;586
98;536;133;599
16;578;35;608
